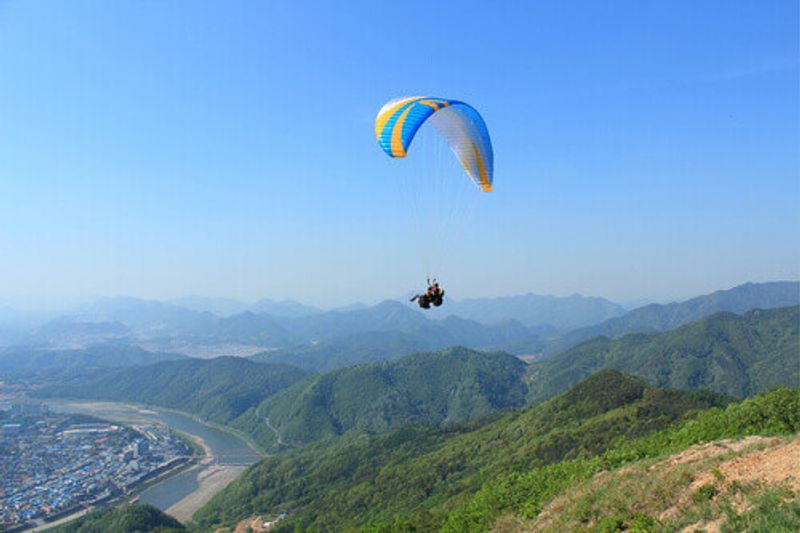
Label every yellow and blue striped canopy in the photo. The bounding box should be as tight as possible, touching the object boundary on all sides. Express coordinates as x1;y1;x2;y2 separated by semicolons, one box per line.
375;96;493;192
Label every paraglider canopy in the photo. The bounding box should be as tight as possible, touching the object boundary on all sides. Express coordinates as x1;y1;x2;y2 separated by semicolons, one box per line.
375;97;493;192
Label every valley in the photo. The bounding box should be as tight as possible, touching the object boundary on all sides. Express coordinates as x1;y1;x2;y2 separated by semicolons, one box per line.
1;282;797;532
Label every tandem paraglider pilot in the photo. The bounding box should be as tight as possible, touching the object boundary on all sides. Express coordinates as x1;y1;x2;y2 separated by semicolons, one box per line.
410;278;445;309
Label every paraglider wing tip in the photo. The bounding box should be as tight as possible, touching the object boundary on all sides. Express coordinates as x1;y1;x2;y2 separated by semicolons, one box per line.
481;183;493;192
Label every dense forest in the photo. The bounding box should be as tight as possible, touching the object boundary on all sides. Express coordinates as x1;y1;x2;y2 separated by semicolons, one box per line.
526;306;799;403
193;373;800;531
51;503;184;533
233;347;528;450
38;337;799;532
195;370;747;530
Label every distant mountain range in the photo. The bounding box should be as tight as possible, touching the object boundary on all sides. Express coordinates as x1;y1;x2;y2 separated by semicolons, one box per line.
30;318;133;347
167;296;323;317
257;281;798;370
539;281;799;355
441;292;626;329
248;298;322;318
165;296;251;316
249;310;549;372
12;298;548;361
526;305;800;403
3;281;797;373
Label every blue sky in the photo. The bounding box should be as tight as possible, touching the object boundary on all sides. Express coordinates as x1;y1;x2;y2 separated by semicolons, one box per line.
0;0;797;308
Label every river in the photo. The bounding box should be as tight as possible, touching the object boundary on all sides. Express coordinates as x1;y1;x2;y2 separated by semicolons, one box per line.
47;401;262;519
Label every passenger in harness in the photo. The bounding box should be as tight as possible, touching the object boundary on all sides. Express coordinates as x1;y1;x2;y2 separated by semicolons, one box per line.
431;281;445;307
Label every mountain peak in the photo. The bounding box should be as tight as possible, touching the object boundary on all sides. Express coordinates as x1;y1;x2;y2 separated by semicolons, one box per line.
249;298;321;318
560;369;648;411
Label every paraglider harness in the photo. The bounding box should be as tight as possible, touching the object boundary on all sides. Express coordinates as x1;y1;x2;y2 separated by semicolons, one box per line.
411;279;445;309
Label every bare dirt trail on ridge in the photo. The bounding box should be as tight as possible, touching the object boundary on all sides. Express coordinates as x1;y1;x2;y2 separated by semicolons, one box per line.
686;435;800;491
511;435;800;533
256;405;288;448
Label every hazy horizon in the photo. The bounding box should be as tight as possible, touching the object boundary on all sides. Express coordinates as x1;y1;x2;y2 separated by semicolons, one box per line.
1;278;798;315
2;1;797;309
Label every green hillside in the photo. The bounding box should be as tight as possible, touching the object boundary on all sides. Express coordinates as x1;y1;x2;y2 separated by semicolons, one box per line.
194;370;732;531
52;503;183;532
38;356;308;425
232;347;528;450
195;383;798;533
500;434;800;532
527;306;800;404
440;388;800;533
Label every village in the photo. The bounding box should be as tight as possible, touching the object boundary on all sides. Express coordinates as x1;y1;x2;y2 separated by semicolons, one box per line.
0;402;192;530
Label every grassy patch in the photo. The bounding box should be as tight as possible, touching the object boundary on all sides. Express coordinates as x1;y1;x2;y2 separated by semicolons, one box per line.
722;487;800;532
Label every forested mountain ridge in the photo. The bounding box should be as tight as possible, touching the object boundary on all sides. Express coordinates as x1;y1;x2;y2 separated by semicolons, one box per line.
233;347;529;450
437;386;799;533
31;347;532;450
194;370;738;531
51;503;183;533
37;357;308;426
542;281;799;355
0;344;185;380
526;305;800;404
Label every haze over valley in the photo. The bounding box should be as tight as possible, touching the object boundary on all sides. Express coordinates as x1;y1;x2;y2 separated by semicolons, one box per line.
2;280;798;531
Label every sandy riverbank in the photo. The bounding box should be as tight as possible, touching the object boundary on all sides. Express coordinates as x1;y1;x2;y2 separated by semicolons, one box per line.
166;464;246;522
163;433;245;522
